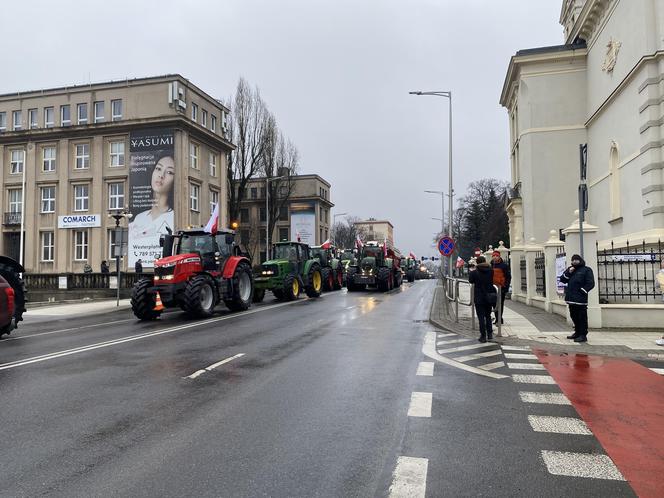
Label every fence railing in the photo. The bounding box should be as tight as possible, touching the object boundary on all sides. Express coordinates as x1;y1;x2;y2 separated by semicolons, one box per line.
520;256;527;292
535;251;546;297
596;239;663;303
24;272;152;290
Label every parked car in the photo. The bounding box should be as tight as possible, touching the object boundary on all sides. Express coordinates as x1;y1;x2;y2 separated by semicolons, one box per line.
0;256;26;339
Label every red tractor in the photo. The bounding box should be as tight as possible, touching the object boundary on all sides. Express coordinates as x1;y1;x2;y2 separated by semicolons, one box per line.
131;228;253;320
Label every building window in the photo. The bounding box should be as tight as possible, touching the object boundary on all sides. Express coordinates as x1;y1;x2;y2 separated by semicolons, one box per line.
77;103;88;124
209;153;217;177
209;189;219;215
279;227;289;241
240;208;249;223
191;103;198;122
211;114;217;132
74;230;88;260
12;110;22;131
41;231;54;262
29;109;38;129
251;187;258;199
10;149;25;174
110;141;125;167
279;185;287;197
190;184;200;211
259;207;266;222
44;107;54;128
74;184;89;211
75;143;90;169
8;189;22;213
190;143;199;169
279;205;288;219
202;109;208;128
94;101;105;123
108;182;125;210
240;229;249;244
108;228;126;260
0;112;6;131
111;99;122;121
43;146;56;172
41;186;56;213
60;105;71;126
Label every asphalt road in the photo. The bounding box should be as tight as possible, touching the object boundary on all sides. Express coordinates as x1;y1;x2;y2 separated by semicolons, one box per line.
0;281;638;497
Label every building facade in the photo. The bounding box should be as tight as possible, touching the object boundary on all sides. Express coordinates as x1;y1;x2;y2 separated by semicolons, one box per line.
354;218;394;247
0;74;233;273
235;174;333;262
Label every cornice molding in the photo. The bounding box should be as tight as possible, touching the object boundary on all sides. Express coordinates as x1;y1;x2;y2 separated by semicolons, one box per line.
566;0;615;45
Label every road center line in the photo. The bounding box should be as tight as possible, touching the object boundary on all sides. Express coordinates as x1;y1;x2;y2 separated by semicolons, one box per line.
0;300;301;372
186;353;245;379
407;392;432;417
389;456;428;498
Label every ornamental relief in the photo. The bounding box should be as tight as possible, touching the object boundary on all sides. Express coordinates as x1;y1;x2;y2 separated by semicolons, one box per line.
602;37;621;73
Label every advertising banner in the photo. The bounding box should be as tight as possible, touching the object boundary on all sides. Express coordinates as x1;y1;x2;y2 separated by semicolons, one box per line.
555;253;567;295
290;202;316;245
58;214;101;228
127;128;175;268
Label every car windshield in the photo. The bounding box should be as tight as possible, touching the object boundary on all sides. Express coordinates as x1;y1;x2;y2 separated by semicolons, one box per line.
273;244;298;261
178;234;216;256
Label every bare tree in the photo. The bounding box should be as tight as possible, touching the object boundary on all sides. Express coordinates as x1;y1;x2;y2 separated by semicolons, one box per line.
331;216;368;249
226;77;270;224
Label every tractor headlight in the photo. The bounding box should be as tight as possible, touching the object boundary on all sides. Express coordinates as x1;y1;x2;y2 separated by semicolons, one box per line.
154;275;175;282
261;270;274;276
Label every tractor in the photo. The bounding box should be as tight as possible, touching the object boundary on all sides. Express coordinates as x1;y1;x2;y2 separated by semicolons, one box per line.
346;242;403;292
252;241;323;302
400;257;418;283
311;244;344;291
0;256;26;339
131;228;253;320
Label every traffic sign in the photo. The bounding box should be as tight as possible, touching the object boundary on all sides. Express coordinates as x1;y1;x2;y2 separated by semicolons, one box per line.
438;236;456;257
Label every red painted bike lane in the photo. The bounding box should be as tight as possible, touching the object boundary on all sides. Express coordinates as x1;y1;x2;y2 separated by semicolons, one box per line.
535;349;664;498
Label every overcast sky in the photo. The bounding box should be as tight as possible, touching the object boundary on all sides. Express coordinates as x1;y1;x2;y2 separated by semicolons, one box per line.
3;0;563;258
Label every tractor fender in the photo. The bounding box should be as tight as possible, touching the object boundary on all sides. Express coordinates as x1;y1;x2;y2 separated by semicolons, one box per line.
0;256;25;274
222;256;251;279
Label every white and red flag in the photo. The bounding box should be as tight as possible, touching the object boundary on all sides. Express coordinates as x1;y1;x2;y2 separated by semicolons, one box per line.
355;234;363;249
383;237;388;257
456;256;465;268
296;231;302;242
321;238;332;249
204;203;220;235
409;251;416;259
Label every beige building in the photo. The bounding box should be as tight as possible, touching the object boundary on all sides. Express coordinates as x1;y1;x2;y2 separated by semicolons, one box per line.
500;0;664;327
354;218;394;248
0;74;232;273
235;174;333;262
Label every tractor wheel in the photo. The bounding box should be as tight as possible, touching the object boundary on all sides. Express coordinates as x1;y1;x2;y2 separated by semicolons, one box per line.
377;267;391;292
224;262;253;312
253;288;266;303
131;278;162;321
322;267;334;292
283;274;300;301
346;267;358;292
273;288;285;300
305;264;323;298
395;271;403;288
333;268;344;290
407;270;415;283
183;275;217;318
0;262;26;333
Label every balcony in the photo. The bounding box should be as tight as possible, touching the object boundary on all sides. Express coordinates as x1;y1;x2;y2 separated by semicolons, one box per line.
3;212;22;225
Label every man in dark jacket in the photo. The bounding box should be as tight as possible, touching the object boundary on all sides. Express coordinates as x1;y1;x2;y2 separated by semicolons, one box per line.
134;259;143;273
559;254;595;342
491;250;511;324
468;256;497;343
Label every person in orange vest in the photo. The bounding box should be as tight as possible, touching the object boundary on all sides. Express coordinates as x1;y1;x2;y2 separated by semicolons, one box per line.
491;250;511;324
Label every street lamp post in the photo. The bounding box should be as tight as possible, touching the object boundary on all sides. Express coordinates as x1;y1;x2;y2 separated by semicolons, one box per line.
108;209;133;307
332;212;347;246
425;190;445;236
410;90;454;277
266;176;284;261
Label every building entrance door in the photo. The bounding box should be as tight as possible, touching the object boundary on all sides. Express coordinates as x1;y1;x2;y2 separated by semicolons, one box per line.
4;232;22;262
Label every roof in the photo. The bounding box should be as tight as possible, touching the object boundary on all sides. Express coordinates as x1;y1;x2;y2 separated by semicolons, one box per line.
515;42;586;57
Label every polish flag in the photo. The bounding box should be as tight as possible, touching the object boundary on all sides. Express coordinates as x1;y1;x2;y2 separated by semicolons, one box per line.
205;203;220;235
409;251;416;259
456;256;465;268
355;234;363;249
321;238;332;249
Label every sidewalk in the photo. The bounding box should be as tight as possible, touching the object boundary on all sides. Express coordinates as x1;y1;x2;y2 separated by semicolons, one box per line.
430;283;664;360
23;299;131;324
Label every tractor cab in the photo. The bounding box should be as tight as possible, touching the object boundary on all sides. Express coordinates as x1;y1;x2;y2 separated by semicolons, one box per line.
159;229;237;275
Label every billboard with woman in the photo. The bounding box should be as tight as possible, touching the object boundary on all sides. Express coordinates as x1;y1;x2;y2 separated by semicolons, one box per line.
128;128;175;268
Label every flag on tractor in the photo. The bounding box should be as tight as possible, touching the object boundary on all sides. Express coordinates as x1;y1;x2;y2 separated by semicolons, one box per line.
296;232;302;243
456;256;465;268
321;238;332;249
409;251;416;259
204;203;219;235
355;234;363;249
383;237;388;257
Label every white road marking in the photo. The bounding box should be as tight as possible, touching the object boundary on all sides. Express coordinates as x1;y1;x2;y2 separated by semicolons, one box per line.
0;300;302;372
416;362;434;376
504;353;538;360
454;349;503;362
186;353;245;379
528;415;592;435
437;343;498;354
541;451;625;480
388;456;428;498
407;392;432;417
2;317;136;341
478;361;505;371
436;338;473;346
500;345;531;351
512;374;556;384
436;332;457;338
422;332;508;379
519;392;571;405
507;362;546;370
651;368;664;375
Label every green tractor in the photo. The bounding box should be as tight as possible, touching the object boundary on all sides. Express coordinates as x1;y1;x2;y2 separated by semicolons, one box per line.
401;257;418;283
346;242;403;292
253;241;323;302
311;244;344;291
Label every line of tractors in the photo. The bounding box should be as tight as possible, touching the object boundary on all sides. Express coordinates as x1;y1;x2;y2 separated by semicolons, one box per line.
129;227;423;321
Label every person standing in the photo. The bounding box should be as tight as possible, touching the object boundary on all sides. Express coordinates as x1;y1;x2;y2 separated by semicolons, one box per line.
468;256;497;343
559;254;595;343
100;260;110;274
134;259;143;273
491;250;511;324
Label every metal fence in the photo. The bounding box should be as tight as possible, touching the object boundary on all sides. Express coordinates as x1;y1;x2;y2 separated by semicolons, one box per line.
596;239;663;303
520;256;527;292
24;272;151;290
535;251;546;297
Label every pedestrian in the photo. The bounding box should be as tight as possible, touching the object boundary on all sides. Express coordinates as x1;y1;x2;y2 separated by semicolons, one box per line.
135;259;143;273
468;256;497;343
559;254;595;343
100;260;110;274
83;262;93;274
655;260;664;346
491;250;511;324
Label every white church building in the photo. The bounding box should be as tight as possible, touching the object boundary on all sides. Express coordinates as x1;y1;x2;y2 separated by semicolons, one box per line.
500;0;664;328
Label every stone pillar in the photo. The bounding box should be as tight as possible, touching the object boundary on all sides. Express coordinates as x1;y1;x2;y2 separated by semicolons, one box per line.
543;230;565;312
509;236;525;303
563;211;602;328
